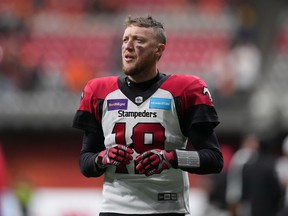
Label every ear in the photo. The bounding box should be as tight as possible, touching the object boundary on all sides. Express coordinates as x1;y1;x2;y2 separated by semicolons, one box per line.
155;43;165;60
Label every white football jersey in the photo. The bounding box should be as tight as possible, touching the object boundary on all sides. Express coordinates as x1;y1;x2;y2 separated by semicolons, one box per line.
74;73;218;214
101;88;189;214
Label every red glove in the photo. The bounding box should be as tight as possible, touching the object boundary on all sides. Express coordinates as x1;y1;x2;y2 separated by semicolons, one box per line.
135;149;176;176
95;144;134;169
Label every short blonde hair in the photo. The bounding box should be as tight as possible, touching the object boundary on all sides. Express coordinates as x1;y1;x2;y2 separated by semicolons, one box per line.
125;15;166;45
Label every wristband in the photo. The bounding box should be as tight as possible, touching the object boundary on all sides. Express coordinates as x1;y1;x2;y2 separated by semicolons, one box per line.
175;149;200;168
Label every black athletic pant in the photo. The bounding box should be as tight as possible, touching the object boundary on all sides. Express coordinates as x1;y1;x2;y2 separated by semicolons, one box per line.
100;213;185;216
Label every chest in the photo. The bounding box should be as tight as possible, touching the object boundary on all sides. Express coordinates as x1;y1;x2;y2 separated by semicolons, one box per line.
101;88;186;151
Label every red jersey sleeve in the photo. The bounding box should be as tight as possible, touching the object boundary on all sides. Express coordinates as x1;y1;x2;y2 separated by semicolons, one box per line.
73;76;118;132
161;74;219;135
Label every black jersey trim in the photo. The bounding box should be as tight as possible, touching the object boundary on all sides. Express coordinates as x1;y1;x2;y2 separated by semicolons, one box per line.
182;104;219;136
174;97;219;136
72;110;102;133
118;73;170;106
99;213;185;216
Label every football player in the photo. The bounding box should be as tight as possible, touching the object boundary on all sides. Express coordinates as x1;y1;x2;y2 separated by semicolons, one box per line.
73;15;223;216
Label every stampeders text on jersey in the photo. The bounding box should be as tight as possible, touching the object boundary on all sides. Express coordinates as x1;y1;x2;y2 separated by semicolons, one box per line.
118;110;157;119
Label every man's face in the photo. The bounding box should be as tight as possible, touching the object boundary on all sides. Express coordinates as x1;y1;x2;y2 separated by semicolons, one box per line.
121;25;160;77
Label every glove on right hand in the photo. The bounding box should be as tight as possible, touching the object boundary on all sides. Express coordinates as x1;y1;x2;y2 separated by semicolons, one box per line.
95;144;134;169
135;149;176;176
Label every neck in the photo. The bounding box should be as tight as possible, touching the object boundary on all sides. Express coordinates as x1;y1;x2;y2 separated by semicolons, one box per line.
126;72;161;90
128;67;158;83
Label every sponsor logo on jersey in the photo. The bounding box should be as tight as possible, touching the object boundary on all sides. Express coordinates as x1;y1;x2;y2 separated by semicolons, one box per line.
118;110;157;118
149;98;171;110
107;99;128;111
158;193;178;201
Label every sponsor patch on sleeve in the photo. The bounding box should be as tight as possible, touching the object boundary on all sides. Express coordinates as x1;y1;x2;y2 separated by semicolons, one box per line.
107;99;128;111
149;98;171;110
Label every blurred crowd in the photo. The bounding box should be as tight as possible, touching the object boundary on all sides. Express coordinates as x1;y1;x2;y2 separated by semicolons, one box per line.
0;0;262;97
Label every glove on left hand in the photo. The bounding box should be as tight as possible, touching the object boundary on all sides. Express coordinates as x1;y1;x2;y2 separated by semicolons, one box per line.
135;149;176;176
96;144;134;169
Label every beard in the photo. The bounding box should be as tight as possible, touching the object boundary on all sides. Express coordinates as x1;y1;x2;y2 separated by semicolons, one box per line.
122;53;155;77
122;62;142;77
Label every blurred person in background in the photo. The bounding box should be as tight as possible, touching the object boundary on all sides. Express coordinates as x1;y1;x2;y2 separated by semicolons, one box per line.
14;176;34;216
242;138;283;216
229;2;261;98
226;134;283;216
276;135;288;216
225;133;259;216
72;15;223;216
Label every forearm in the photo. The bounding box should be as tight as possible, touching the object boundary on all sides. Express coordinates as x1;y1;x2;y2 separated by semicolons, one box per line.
79;131;106;177
80;152;103;177
177;130;223;174
135;130;223;176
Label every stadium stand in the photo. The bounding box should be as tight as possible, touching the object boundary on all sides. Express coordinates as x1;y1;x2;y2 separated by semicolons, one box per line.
0;1;239;132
